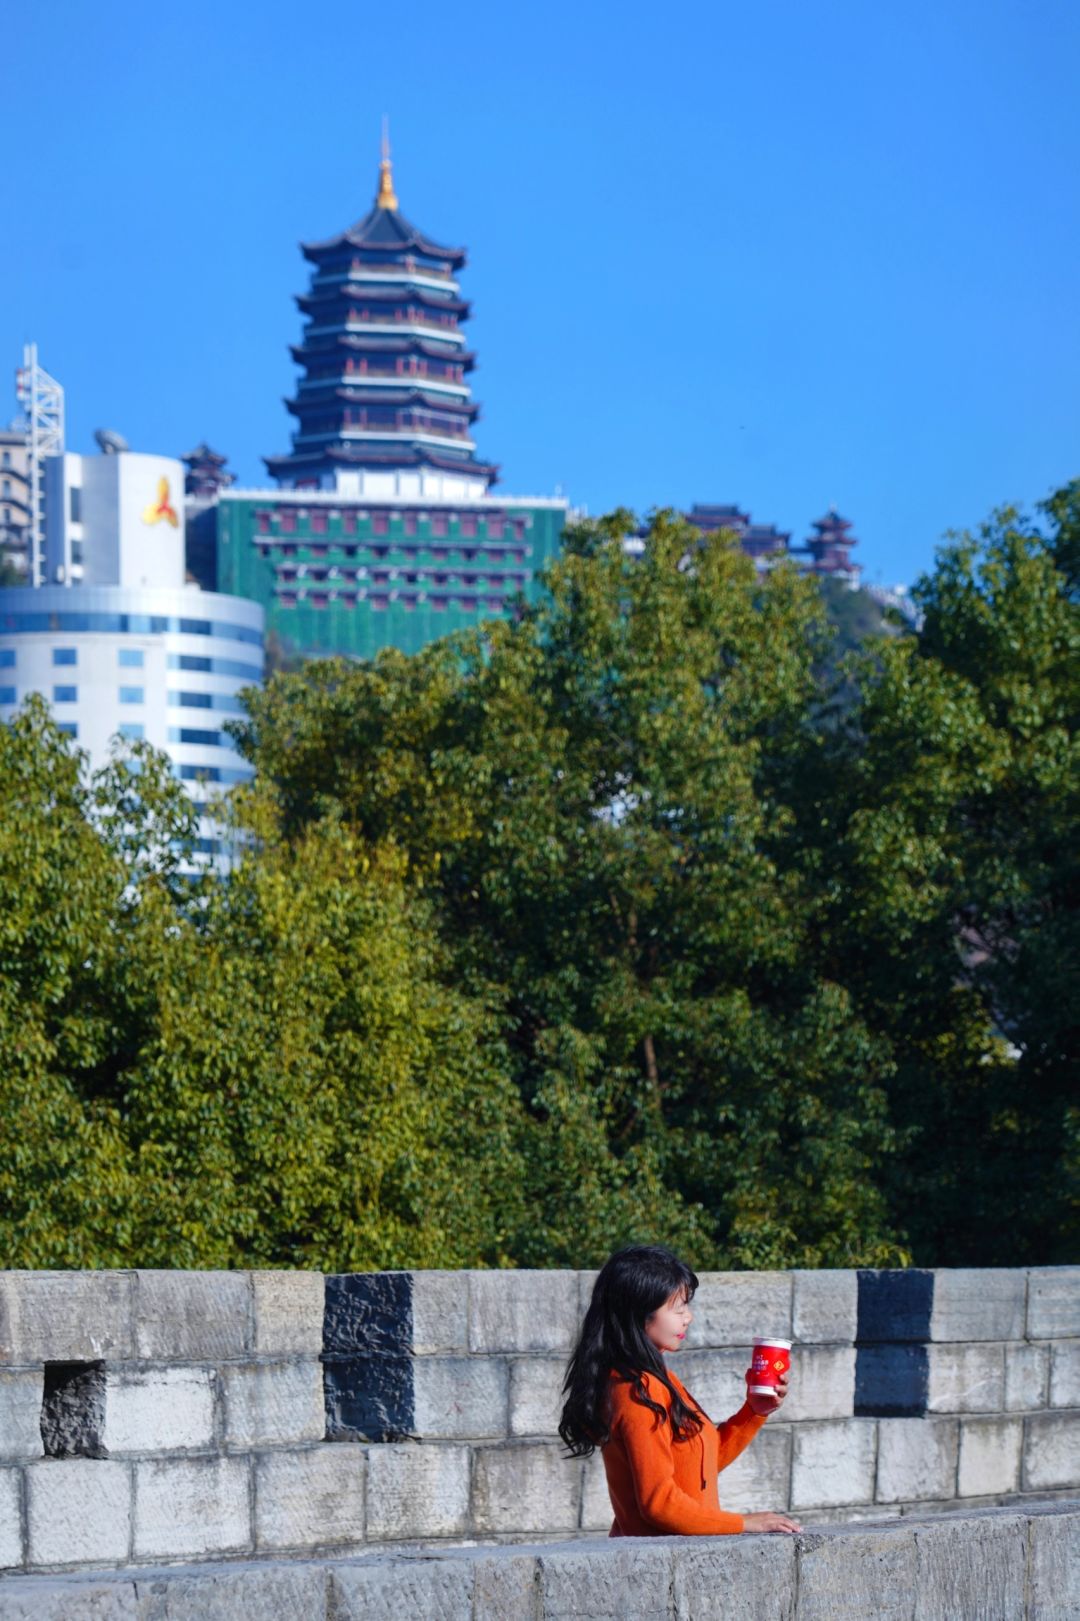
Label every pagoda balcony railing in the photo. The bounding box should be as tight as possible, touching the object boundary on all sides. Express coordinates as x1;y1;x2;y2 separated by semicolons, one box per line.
346;258;457;283
304;318;464;344
297;372;469;395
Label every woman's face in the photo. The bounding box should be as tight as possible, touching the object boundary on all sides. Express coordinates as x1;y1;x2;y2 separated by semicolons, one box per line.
645;1286;693;1353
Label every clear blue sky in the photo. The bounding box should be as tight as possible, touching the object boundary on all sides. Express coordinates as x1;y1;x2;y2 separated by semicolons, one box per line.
4;0;1078;584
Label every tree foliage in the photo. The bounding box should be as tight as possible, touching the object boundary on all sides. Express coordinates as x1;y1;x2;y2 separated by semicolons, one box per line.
1;486;1076;1269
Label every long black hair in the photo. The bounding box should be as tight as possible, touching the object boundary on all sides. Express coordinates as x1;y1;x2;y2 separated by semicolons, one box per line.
558;1244;705;1457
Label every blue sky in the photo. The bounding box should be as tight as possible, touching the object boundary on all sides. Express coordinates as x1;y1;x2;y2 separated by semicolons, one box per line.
3;0;1078;585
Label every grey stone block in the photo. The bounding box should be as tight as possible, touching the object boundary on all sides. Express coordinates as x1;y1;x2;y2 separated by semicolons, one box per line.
1004;1341;1049;1411
692;1272;793;1348
250;1270;324;1355
411;1272;468;1354
578;1270;600;1318
538;1540;674;1620
1027;1267;1080;1339
221;1360;324;1449
792;1270;857;1345
0;1372;43;1461
0;1466;23;1570
0;1577;138;1619
365;1442;469;1540
1023;1410;1080;1491
472;1441;581;1534
926;1344;1004;1413
330;1556;473;1621
468;1270;579;1354
133;1272;252;1360
956;1416;1022;1497
674;1535;797;1620
1050;1339;1080;1408
412;1355;509;1440
671;1349;749;1419
791;1419;877;1509
473;1548;541;1620
716;1421;792;1515
1;1272;133;1364
929;1269;1026;1342
1028;1507;1080;1619
912;1510;1028;1619
104;1367;216;1454
509;1356;565;1438
26;1458;131;1566
780;1347;855;1423
875;1419;959;1504
254;1444;364;1551
135;1562;329;1620
795;1523;917;1620
133;1455;250;1560
582;1451;613;1532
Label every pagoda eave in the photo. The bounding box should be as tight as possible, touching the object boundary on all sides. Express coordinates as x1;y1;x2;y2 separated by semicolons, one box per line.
289;337;476;369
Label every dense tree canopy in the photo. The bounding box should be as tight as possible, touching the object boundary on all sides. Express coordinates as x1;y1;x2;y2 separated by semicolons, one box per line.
1;485;1076;1269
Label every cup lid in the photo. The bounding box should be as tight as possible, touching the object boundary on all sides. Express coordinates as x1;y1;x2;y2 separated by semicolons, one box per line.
752;1337;792;1349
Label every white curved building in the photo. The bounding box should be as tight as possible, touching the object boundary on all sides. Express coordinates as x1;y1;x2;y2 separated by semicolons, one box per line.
0;448;264;863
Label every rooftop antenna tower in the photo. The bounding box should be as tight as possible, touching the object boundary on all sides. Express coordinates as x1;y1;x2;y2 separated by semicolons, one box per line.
15;343;65;587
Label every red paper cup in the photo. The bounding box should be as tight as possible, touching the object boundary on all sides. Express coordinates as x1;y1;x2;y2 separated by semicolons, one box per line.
748;1337;792;1394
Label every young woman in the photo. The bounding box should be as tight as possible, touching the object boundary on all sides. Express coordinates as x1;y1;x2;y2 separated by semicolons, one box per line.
559;1244;802;1536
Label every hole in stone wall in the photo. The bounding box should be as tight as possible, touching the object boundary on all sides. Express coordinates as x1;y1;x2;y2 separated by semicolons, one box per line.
40;1360;107;1458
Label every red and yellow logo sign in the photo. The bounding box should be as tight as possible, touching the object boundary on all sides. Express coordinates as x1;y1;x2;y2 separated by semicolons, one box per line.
142;476;179;528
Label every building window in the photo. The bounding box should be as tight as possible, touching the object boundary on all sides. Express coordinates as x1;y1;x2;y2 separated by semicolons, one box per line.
52;684;77;703
280;511;297;534
58;722;78;738
256;511;271;534
459;514;477;538
431;513;448;537
118;685;144;704
52;647;77;666
310;510;328;534
169;726;223;747
372;512;389;536
0;685;15;705
486;517;504;539
1;452;9;468
118;722;144;740
404;512;417;536
118;648;144;668
0;650;13;668
70;487;81;523
1;481;9;499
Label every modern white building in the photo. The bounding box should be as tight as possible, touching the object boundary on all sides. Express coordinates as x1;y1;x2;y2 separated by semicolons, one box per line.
0;448;264;863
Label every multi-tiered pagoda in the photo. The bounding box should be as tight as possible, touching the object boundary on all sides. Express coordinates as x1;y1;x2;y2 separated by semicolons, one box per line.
800;508;859;577
265;140;496;496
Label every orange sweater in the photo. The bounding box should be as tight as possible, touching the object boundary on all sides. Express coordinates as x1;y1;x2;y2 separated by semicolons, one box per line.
601;1367;767;1536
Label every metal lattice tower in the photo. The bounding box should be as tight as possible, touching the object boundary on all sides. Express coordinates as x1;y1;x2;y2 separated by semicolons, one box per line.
15;343;64;587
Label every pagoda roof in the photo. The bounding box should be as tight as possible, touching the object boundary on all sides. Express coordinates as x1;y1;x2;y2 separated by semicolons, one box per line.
182;442;230;467
290;335;476;368
810;507;854;534
265;441;498;482
286;385;479;419
297;283;470;317
302;202;466;270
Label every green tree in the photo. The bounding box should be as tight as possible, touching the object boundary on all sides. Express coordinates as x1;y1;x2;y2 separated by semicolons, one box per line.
237;511;904;1267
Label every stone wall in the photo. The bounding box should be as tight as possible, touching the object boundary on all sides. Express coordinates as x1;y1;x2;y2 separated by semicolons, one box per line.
0;1266;1077;1574
0;1504;1075;1619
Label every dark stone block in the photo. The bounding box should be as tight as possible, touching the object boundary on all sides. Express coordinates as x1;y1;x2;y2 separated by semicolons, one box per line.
855;1343;929;1417
856;1268;934;1344
40;1360;107;1457
322;1353;414;1442
323;1272;413;1355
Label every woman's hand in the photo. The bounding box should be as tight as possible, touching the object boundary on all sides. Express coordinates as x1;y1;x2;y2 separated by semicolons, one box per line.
746;1371;790;1416
742;1511;803;1534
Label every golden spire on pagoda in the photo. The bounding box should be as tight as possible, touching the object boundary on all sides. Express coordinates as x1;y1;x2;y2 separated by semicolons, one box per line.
376;117;398;210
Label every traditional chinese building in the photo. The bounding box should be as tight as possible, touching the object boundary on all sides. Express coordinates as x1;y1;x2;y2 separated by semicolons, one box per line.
183;444;235;500
188;141;568;662
265;138;495;500
797;507;860;578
